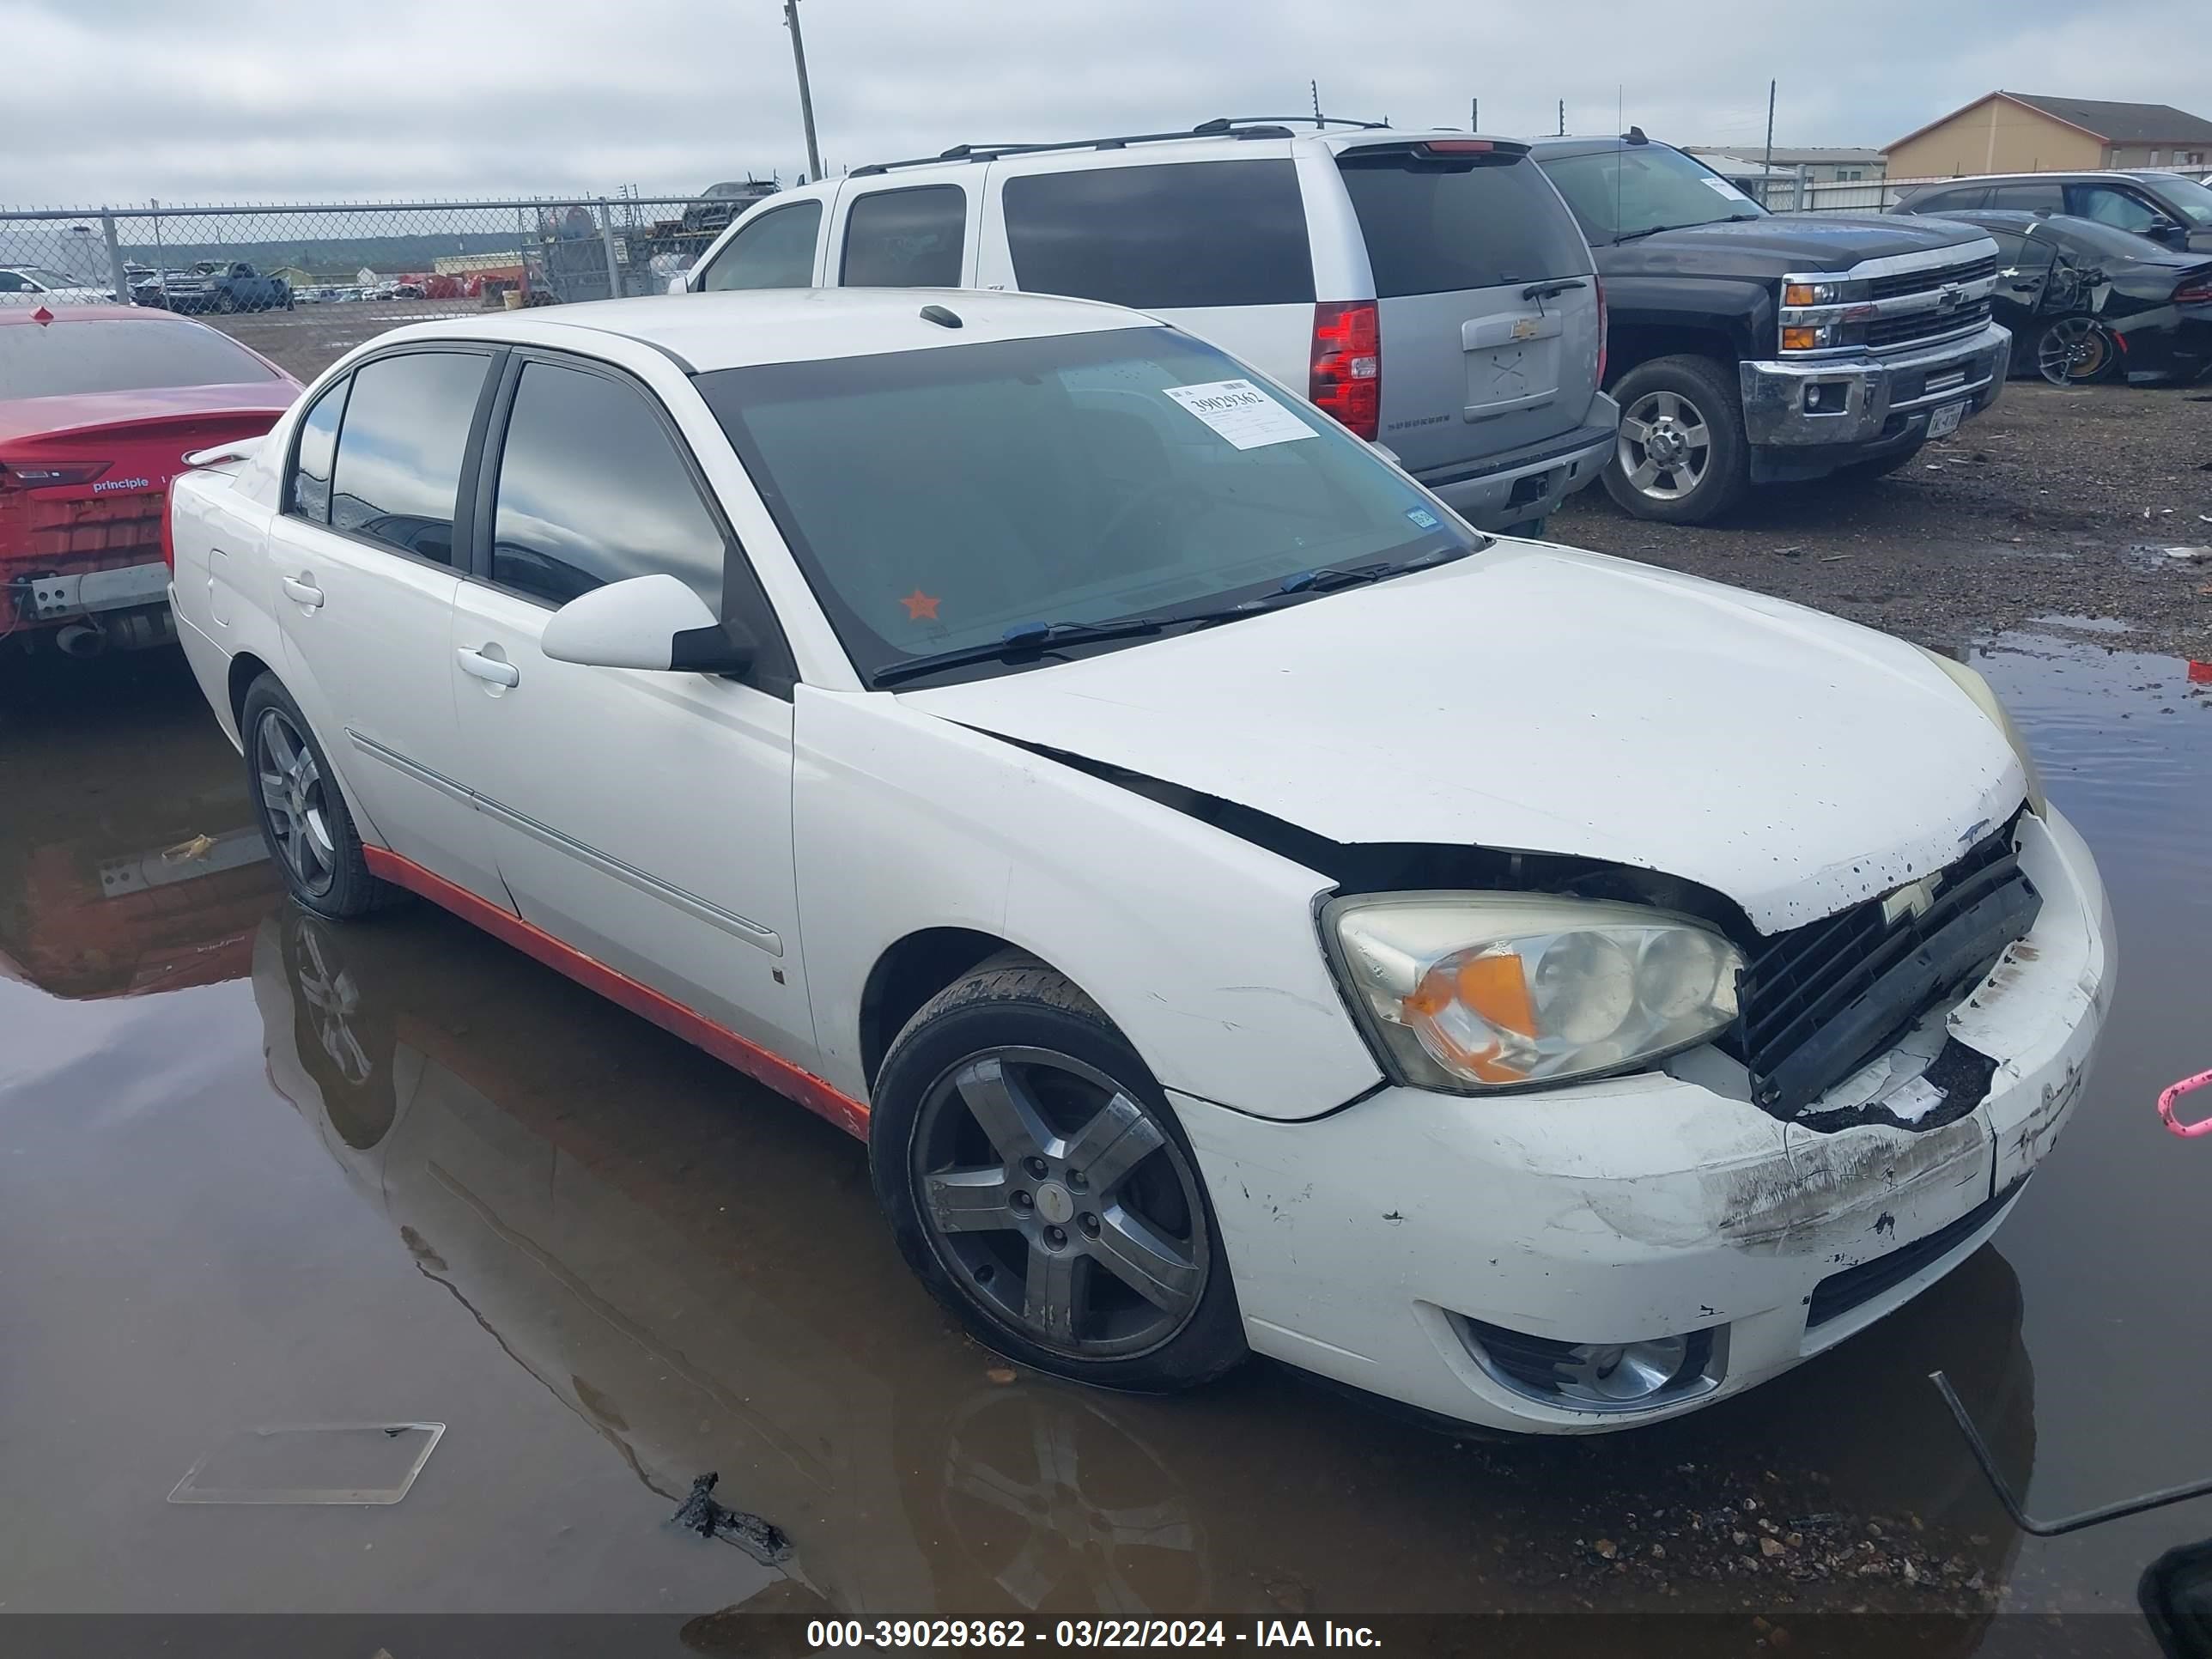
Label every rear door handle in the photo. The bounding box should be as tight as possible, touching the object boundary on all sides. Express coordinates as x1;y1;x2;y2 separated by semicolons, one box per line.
280;575;324;609
456;647;520;688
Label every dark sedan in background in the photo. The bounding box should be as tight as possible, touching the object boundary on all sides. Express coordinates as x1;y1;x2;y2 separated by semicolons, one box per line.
1934;210;2212;385
1895;170;2212;254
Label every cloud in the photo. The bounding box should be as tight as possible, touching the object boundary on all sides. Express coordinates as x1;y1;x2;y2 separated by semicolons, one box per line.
9;0;2210;204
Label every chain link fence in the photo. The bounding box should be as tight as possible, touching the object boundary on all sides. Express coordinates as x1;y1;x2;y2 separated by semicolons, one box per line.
0;189;774;379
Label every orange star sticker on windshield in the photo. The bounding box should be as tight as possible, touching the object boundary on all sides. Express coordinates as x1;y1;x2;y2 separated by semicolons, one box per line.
900;589;940;622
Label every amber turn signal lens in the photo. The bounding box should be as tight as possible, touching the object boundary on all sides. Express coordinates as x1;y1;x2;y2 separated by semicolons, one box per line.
1784;283;1816;307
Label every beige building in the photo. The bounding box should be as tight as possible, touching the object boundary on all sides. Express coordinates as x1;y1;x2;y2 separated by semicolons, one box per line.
1887;92;2212;178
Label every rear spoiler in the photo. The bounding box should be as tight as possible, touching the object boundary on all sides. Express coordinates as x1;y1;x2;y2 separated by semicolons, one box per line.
182;436;264;468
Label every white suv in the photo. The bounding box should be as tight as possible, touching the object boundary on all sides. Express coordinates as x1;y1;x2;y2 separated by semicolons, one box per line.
676;118;1618;534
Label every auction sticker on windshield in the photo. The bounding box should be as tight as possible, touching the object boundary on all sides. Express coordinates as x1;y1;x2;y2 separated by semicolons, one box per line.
1163;380;1316;450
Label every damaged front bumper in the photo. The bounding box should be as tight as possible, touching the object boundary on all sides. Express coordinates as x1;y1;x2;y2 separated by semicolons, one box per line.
1174;805;2110;1435
1740;321;2011;476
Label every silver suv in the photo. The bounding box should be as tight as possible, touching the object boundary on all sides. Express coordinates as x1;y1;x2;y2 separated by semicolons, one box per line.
677;118;1619;534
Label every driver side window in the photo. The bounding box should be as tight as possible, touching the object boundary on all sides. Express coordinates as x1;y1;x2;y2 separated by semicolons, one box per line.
2072;185;2158;234
698;201;823;292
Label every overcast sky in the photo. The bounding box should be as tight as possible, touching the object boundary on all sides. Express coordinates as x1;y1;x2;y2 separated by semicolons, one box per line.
9;0;2209;205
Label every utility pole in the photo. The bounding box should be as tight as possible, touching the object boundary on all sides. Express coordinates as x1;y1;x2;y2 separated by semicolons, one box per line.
1763;78;1777;183
1470;97;1478;131
784;0;823;185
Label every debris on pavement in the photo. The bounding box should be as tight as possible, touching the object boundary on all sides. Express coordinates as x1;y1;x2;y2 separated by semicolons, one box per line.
672;1472;794;1565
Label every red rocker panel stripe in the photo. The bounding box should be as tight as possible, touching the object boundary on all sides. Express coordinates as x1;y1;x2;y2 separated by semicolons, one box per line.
362;846;870;1140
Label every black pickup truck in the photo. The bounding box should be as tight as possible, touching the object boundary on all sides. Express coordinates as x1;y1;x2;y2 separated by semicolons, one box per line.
1530;132;2012;523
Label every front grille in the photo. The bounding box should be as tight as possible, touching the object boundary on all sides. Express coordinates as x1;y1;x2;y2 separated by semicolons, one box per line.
1807;1177;2025;1328
1719;819;2042;1119
1869;297;1993;350
1868;254;1997;301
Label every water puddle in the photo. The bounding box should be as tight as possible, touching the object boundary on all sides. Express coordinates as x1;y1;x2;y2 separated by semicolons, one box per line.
3;637;2210;1638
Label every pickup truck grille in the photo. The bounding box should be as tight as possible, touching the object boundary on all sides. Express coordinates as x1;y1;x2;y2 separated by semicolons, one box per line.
1868;253;1998;301
1718;817;2041;1119
1868;296;1993;351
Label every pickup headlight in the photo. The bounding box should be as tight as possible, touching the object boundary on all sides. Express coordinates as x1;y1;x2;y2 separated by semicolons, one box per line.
1323;894;1744;1093
1913;647;2046;816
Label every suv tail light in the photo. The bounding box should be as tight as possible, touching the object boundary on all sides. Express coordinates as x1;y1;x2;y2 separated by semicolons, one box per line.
1595;275;1608;386
1310;301;1381;441
161;485;177;570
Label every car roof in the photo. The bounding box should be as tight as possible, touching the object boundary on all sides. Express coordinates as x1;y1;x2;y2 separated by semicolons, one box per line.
1948;209;2198;258
826;125;1527;185
1905;170;2181;191
374;287;1165;373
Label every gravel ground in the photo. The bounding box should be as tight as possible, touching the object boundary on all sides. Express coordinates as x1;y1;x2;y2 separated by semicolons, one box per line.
1553;380;2212;664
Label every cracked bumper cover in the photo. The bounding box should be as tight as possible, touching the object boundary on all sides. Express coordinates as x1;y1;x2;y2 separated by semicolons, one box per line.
1740;321;2013;450
1172;805;2108;1434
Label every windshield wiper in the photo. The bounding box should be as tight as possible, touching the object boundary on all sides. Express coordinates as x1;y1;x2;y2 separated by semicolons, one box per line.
872;547;1478;688
872;616;1191;687
1612;213;1761;245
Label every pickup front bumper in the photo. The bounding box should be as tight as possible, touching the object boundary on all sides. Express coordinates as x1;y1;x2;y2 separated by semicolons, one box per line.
1741;321;2011;470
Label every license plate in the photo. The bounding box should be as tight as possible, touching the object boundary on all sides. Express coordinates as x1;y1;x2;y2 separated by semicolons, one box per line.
1926;400;1966;438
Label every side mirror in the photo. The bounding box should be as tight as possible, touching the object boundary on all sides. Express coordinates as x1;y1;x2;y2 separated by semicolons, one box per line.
667;274;689;295
540;574;755;674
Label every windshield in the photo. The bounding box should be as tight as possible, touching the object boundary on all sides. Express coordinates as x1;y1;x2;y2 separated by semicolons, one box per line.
0;319;281;398
2147;173;2212;228
10;268;84;289
699;326;1478;684
1540;145;1768;243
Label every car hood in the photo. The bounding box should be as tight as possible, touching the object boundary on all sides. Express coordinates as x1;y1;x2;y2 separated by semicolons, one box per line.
901;543;2027;935
1600;214;1993;281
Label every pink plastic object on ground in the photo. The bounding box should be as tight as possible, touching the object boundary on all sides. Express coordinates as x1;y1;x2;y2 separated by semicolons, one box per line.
2159;1071;2212;1137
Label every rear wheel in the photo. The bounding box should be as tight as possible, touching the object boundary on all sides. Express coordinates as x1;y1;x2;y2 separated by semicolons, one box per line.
872;953;1246;1393
2034;317;2119;386
240;674;396;921
1603;355;1750;524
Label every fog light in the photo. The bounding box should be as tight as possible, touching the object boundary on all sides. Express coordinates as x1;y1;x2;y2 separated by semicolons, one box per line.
1458;1316;1725;1413
1802;380;1848;414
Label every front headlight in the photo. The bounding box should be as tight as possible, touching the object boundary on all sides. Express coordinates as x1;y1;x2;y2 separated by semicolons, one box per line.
1912;647;2046;816
1322;893;1745;1094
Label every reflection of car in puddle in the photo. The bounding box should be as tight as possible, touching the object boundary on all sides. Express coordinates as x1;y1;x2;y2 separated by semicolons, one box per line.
0;676;276;999
252;905;2041;1621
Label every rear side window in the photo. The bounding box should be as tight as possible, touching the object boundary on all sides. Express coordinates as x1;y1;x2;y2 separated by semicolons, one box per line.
1339;153;1589;296
326;350;487;565
700;201;823;290
1001;160;1316;308
1989;182;2063;212
289;377;349;523
1913;185;1990;214
0;319;281;399
841;186;966;287
488;359;725;609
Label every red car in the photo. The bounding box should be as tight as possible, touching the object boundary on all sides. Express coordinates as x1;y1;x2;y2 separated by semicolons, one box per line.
1;305;298;658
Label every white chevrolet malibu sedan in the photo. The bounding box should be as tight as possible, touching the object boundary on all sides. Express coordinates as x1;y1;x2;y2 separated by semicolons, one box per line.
166;289;2112;1433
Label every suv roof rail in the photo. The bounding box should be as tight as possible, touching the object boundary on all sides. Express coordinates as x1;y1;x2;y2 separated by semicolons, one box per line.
847;115;1392;178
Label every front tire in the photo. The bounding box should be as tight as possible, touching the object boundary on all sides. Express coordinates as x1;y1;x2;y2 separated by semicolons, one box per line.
871;952;1247;1394
1603;355;1751;524
240;674;396;921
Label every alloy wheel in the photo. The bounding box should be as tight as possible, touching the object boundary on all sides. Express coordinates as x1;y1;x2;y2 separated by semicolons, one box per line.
1618;389;1712;501
2038;317;2114;386
256;708;338;896
913;1048;1208;1360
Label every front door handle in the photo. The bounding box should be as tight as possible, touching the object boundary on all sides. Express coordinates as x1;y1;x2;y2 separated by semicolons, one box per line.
280;575;325;609
456;646;520;688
